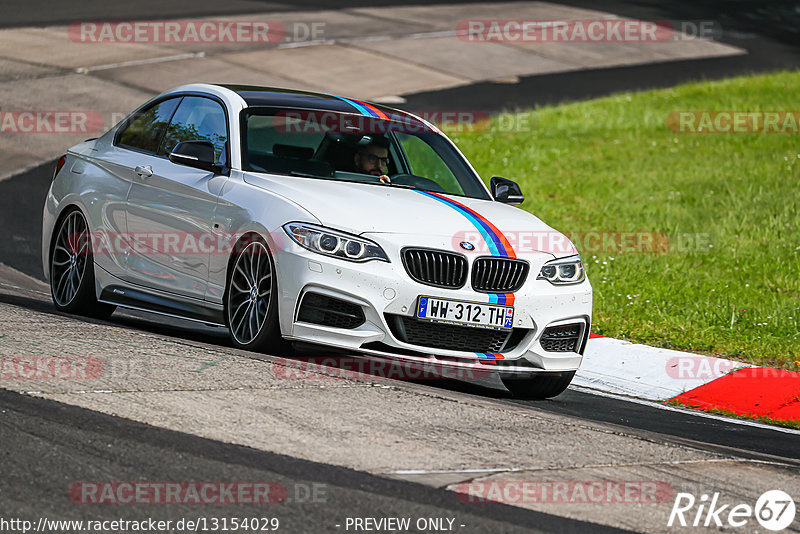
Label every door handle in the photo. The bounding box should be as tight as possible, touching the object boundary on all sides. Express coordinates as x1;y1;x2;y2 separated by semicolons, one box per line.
135;165;152;178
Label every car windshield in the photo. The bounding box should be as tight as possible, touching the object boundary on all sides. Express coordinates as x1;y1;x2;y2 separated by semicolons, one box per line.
240;108;491;200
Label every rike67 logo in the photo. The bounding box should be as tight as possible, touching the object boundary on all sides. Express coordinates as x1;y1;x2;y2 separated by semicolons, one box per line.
669;490;796;531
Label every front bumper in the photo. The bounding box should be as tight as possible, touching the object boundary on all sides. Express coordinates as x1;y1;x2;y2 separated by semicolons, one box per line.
275;234;592;377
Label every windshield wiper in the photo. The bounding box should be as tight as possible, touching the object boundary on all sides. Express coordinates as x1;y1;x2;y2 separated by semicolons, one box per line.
380;182;418;190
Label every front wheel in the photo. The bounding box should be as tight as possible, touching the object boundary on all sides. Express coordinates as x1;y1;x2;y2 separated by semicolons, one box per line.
502;371;575;399
49;208;115;319
224;239;286;352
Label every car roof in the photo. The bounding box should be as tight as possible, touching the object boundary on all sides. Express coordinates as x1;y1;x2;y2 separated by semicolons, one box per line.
217;84;430;128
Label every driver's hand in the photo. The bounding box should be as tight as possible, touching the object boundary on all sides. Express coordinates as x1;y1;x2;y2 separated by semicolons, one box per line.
379;175;391;183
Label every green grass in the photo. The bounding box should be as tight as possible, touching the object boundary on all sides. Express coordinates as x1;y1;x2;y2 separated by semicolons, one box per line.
448;70;800;369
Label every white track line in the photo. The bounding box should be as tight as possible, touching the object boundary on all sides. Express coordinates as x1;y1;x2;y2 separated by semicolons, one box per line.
75;52;206;74
389;458;783;477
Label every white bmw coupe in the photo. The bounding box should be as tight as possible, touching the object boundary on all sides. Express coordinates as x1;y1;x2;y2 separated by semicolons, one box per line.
42;84;592;397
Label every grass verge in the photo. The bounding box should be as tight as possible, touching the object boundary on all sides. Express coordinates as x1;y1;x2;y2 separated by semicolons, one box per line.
450;70;800;369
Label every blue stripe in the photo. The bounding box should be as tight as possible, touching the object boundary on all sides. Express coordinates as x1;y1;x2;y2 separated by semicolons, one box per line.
332;95;379;117
416;191;505;256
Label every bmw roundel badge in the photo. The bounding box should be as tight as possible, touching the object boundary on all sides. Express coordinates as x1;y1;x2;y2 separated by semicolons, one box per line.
459;241;475;251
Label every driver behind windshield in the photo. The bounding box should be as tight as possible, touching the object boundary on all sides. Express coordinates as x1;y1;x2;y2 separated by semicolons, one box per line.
354;136;391;183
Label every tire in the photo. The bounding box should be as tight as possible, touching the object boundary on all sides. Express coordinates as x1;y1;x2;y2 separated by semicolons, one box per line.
49;208;116;319
224;237;287;353
502;371;575;399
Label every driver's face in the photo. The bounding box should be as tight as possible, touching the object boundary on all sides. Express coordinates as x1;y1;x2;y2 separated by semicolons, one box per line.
355;146;389;175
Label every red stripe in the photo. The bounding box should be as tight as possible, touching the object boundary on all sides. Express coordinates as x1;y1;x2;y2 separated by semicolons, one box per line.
504;293;515;306
353;98;389;120
589;333;604;339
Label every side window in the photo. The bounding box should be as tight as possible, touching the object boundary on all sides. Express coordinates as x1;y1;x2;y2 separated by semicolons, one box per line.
117;97;181;154
395;133;463;195
158;96;228;165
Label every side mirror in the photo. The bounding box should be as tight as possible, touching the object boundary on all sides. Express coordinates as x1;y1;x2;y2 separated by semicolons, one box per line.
491;176;525;205
168;140;221;173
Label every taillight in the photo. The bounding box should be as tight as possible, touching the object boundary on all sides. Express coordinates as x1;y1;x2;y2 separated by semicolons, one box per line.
53;155;67;181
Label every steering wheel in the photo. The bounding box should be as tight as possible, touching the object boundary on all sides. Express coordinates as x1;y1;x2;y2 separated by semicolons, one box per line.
389;173;447;193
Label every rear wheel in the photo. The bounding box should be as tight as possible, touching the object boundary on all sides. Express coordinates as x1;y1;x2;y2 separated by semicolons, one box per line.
502;371;575;399
49;208;115;319
225;239;285;352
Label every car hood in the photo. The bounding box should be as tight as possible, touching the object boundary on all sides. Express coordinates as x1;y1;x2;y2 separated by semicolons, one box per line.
244;172;572;256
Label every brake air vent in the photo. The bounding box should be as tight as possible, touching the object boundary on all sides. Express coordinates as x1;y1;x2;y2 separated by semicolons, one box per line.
297;293;365;329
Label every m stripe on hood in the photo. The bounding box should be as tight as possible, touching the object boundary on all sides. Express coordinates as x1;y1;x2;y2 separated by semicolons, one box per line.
415;191;516;259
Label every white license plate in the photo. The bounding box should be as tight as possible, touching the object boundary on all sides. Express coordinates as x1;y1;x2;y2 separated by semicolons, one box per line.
416;296;514;330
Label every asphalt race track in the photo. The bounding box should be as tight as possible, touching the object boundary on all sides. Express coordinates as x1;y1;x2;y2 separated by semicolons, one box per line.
1;161;799;460
2;389;630;533
1;1;800;532
2;161;799;463
1;159;798;533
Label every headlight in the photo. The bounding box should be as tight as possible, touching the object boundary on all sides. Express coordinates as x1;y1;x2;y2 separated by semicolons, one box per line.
283;222;389;263
538;255;585;285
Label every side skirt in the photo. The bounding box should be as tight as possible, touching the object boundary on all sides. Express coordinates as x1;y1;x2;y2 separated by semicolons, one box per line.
99;285;226;327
